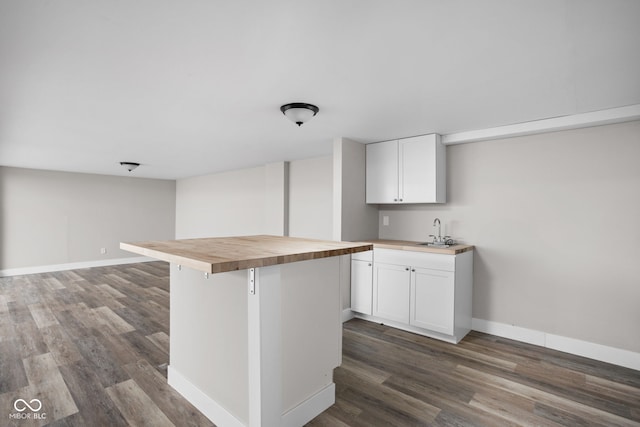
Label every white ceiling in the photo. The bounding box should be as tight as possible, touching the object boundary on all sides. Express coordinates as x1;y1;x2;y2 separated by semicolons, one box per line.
1;1;639;180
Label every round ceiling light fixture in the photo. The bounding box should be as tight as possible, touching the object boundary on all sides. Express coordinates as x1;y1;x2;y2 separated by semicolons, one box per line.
120;162;140;172
280;103;319;126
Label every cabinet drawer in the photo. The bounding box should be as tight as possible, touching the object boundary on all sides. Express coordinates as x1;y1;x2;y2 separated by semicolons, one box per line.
374;248;455;272
352;250;373;262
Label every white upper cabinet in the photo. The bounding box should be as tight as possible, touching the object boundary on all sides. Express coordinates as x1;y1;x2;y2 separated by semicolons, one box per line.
366;134;446;204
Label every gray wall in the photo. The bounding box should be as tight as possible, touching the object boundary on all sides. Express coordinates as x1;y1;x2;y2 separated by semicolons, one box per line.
333;137;379;242
378;120;640;353
0;166;176;270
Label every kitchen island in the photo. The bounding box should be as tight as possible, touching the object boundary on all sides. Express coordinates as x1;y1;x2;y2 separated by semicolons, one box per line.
121;235;372;427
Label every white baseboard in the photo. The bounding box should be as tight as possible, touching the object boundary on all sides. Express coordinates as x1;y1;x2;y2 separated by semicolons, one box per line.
168;366;245;427
0;256;156;277
472;318;640;372
169;366;335;427
471;318;546;346
353;312;462;344
282;383;335;427
342;308;355;323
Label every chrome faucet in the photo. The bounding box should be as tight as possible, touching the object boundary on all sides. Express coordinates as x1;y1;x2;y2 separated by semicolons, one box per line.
428;218;453;246
430;218;442;243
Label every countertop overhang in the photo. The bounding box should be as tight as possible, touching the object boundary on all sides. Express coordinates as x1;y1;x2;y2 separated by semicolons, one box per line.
120;235;373;274
365;239;474;255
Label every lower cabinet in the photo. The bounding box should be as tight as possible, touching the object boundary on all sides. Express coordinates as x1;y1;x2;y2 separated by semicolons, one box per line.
373;263;411;323
410;267;455;335
353;247;473;344
351;251;373;315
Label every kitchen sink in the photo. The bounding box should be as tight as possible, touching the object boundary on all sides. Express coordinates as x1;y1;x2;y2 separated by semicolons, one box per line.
418;242;450;248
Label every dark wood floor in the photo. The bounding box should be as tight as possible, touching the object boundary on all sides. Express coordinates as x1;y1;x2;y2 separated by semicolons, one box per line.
1;262;639;426
315;321;640;427
0;261;213;427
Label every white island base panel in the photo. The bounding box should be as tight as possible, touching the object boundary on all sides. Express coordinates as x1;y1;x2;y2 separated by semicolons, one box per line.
166;256;343;427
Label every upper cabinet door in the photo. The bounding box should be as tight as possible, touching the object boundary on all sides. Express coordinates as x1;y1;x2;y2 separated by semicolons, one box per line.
366;139;399;203
400;134;446;203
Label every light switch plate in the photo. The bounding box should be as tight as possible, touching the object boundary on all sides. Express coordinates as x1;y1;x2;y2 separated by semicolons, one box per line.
382;215;389;226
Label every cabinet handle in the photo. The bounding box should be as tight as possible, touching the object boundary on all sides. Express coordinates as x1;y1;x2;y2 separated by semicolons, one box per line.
368;263;372;266
412;269;415;272
399;198;403;202
394;198;398;202
405;267;409;271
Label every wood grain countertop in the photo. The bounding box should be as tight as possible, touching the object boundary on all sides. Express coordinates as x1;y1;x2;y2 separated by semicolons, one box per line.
364;239;474;255
120;235;373;274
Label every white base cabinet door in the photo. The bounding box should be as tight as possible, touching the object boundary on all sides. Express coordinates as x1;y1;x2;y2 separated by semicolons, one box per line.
410;267;455;335
373;263;411;324
350;259;373;315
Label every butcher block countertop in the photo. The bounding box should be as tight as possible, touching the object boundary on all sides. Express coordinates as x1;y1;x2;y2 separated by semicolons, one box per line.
120;235;373;274
365;239;474;255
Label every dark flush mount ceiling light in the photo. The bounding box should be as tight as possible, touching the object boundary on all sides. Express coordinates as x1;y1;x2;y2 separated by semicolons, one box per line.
120;162;140;172
280;103;319;126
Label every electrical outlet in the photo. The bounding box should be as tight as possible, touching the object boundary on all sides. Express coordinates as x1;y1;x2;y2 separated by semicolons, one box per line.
100;248;107;255
382;215;389;226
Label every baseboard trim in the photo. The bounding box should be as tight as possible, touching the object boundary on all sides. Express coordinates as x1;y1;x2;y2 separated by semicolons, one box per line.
282;383;335;427
168;366;335;427
0;256;156;277
471;318;546;347
352;312;462;344
168;366;245;427
472;318;640;371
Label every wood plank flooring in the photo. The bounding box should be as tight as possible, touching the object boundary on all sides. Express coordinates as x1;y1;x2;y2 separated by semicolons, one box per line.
1;261;639;426
0;262;213;427
312;320;640;426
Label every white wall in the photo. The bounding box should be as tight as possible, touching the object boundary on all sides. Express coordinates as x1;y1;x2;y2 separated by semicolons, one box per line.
0;166;176;270
176;166;268;239
289;156;333;240
176;159;332;240
378;120;640;353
